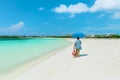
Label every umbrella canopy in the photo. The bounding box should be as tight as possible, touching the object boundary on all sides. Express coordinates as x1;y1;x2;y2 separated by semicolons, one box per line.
72;32;86;38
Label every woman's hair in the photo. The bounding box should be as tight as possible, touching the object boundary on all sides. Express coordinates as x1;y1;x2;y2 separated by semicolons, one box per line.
77;37;79;40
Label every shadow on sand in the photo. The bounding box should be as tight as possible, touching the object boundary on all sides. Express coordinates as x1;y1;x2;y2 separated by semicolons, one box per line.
78;54;88;57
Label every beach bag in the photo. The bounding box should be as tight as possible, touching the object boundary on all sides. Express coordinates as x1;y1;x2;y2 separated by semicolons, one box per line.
72;49;76;56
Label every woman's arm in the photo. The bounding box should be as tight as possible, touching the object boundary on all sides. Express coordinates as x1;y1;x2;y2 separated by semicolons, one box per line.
73;41;76;49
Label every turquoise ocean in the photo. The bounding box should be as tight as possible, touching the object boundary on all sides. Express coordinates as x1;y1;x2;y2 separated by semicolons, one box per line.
0;38;70;74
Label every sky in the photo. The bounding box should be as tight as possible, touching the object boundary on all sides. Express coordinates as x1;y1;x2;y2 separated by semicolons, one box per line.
0;0;120;36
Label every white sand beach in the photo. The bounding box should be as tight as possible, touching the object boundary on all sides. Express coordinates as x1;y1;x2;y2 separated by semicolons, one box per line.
1;39;120;80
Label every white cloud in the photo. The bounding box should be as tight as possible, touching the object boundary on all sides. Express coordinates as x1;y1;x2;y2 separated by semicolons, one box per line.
90;0;120;12
53;0;120;19
97;13;106;18
68;3;89;14
11;21;24;29
38;7;44;11
112;12;120;19
0;21;24;33
70;14;75;18
10;21;24;32
90;0;120;19
53;3;89;15
54;4;67;13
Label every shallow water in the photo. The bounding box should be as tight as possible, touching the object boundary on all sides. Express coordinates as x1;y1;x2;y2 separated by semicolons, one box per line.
0;38;70;74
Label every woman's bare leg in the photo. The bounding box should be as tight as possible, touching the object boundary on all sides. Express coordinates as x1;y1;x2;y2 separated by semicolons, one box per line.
76;49;80;57
79;50;80;56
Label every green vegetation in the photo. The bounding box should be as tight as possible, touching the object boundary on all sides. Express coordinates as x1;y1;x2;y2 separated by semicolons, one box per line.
0;33;120;39
0;35;71;39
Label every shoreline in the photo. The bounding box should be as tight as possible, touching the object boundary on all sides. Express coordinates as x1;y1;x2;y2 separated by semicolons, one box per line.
0;38;72;80
1;38;120;80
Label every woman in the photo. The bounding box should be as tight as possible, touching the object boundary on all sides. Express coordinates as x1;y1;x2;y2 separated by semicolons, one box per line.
73;37;82;57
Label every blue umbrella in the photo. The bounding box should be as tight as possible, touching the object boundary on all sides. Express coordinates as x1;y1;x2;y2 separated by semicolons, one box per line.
72;32;86;38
